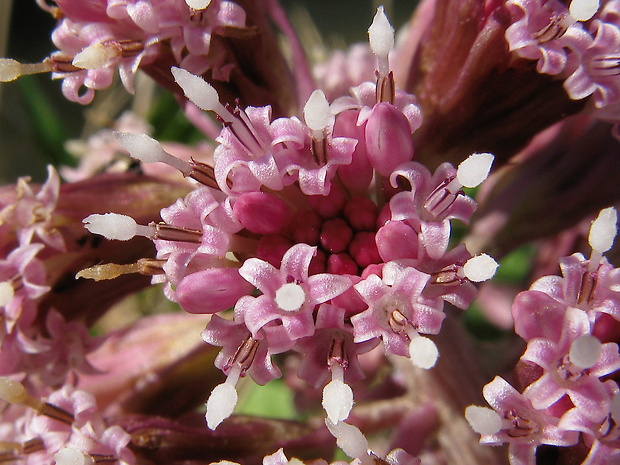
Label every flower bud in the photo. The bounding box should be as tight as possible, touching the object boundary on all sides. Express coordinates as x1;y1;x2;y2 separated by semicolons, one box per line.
365;103;413;176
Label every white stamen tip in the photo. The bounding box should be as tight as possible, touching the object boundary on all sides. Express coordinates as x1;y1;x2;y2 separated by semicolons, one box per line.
115;132;168;164
408;336;439;369
570;0;599;21
54;448;94;465
325;419;369;460
456;152;494;188
83;213;138;241
322;379;354;423
465;405;502;435
275;283;306;312
0;377;26;404
463;254;499;282
72;43;118;69
588;207;617;254
0;58;23;82
171;66;221;113
206;382;238;430
569;334;602;369
0;281;14;307
304;90;330;132
185;0;211;9
368;6;395;58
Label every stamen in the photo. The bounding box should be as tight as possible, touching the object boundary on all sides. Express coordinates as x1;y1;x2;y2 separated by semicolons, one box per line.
54;448;95;465
406;330;439;369
588;207;617;271
465;405;502;435
227;336;260;375
325;419;371;464
76;258;166;281
456;153;494;189
83;213;156;241
569;334;602;369
322;363;354;423
577;268;597;305
171;67;266;156
0;58;54;82
430;265;461;286
532;13;574;44
205;366;241;430
20;438;45;455
589;55;620;77
0;377;74;424
304;90;330;164
461;254;499;283
0;281;14;306
304;90;330;135
115;132;192;176
368;6;394;78
569;0;600;21
72;42;121;69
275;282;306;312
185;0;212;9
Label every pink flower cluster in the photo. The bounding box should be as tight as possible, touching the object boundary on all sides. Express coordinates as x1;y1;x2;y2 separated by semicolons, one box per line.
40;0;246;103
506;0;620;128
467;208;620;465
82;7;499;453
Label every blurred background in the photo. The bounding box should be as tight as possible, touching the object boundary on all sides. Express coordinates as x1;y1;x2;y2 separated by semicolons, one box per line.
0;0;418;183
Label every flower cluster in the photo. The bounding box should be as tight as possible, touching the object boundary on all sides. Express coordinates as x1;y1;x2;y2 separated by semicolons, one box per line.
506;0;620;131
1;0;620;464
82;8;499;443
467;208;620;464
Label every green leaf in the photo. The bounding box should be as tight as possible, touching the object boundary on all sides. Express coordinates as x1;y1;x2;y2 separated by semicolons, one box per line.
17;76;74;166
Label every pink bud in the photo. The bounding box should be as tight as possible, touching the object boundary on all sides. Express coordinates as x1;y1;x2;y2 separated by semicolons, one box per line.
321;218;353;254
327;253;358;275
291;210;322;245
256;235;295;268
349;231;381;267
333;110;373;192
375;221;419;261
176;268;254;314
309;184;347;219
233;192;291;234
344;197;378;231
365;103;413;176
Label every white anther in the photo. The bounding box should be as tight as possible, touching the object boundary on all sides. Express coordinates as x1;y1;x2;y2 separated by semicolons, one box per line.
569;334;602;369
83;213;153;241
304;90;331;132
589;207;617;255
171;67;232;121
456;153;494;189
0;281;14;307
54;448;95;465
325;419;370;461
275;283;306;312
0;377;26;404
0;59;22;82
205;383;237;430
570;0;600;21
72;43;119;69
463;254;499;283
408;336;439;369
322;378;354;424
368;6;395;59
185;0;211;9
465;405;502;435
115;132;191;175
